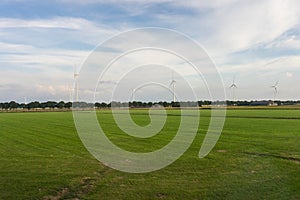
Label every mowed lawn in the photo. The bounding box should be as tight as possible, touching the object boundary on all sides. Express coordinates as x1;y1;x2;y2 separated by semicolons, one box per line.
0;109;299;199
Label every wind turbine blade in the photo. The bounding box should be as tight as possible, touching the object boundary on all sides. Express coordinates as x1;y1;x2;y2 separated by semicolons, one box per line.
170;71;176;88
230;84;237;88
230;75;237;88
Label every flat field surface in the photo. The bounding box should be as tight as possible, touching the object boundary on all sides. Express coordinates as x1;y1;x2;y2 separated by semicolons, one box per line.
0;109;299;199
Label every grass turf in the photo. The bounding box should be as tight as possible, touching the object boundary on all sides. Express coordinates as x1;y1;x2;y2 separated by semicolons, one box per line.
0;109;299;199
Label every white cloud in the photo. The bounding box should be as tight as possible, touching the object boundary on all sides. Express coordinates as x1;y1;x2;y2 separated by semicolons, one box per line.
0;42;90;79
0;42;91;102
0;17;105;30
0;16;121;101
219;56;300;75
1;1;300;101
58;0;173;4
175;0;239;9
265;34;300;50
286;72;293;77
153;0;300;57
0;17;119;47
35;84;69;95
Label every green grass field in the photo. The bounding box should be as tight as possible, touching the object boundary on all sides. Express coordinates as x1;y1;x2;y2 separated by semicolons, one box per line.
0;109;299;199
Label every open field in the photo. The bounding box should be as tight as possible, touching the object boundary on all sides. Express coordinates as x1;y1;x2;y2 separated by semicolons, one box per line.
0;109;299;199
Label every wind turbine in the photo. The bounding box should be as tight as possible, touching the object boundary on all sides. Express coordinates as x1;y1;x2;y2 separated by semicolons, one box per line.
169;71;176;102
271;80;279;104
229;75;237;103
131;88;136;101
73;66;79;102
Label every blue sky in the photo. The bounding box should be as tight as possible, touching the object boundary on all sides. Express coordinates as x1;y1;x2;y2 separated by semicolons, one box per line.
0;0;299;102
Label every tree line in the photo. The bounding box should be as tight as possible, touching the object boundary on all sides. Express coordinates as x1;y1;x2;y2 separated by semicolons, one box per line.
0;101;202;110
1;100;300;111
0;101;72;110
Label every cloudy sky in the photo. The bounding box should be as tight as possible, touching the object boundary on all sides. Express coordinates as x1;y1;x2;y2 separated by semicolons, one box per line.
0;0;299;102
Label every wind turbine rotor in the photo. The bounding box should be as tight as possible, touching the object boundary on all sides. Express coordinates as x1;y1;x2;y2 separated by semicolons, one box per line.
229;75;237;103
229;75;237;88
271;80;279;93
230;83;237;88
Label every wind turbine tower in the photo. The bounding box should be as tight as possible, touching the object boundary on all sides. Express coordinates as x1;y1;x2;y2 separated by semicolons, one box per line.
271;80;279;105
229;75;237;103
131;88;136;101
170;71;176;102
